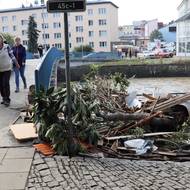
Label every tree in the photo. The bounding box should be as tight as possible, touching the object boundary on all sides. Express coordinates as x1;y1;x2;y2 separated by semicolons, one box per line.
1;33;14;47
149;30;163;42
27;16;40;53
74;45;94;52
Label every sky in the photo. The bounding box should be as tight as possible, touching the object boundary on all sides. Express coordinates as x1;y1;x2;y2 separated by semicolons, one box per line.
0;0;183;25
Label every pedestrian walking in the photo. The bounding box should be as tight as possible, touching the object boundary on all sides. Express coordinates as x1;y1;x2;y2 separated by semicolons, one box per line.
38;44;43;58
12;37;27;93
0;35;19;106
129;48;132;59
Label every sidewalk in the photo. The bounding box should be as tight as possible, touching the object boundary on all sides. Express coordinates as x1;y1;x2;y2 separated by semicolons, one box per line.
0;147;35;190
0;59;39;190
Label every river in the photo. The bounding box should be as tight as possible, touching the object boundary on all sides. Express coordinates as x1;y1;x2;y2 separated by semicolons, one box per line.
128;77;190;95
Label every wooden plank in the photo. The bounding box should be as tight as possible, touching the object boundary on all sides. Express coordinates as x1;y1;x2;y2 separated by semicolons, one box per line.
146;93;190;112
10;123;38;141
104;132;174;141
142;93;157;101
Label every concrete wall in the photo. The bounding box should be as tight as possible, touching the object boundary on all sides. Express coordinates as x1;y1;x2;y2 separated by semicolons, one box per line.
57;62;190;83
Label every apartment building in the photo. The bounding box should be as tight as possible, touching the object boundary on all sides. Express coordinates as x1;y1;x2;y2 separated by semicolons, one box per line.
0;1;118;52
176;0;190;56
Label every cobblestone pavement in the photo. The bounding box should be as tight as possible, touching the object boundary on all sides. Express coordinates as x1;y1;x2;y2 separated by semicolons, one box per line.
26;152;190;190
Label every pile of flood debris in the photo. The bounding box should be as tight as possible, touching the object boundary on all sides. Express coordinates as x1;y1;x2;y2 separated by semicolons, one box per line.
94;92;190;161
14;80;190;161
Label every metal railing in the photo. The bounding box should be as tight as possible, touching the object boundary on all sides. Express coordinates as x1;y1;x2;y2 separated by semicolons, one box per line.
35;47;64;92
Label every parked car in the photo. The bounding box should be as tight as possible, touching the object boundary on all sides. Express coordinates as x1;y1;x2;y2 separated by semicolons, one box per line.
156;49;174;58
137;51;156;59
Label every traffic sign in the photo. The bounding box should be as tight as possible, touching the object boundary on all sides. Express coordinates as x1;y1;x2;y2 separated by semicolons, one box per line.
47;0;86;13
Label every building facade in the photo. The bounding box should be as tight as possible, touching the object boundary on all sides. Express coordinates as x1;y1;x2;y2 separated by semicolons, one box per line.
159;22;176;43
118;19;164;49
176;0;190;56
0;1;118;52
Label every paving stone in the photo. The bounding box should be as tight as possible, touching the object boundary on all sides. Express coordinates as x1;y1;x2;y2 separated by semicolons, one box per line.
0;148;7;161
0;158;32;173
0;172;28;189
42;175;54;183
40;169;51;176
5;147;34;159
26;152;190;189
36;164;49;171
47;181;59;188
33;158;45;165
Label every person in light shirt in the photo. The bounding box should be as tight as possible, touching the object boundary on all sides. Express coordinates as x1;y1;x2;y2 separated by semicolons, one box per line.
0;35;19;106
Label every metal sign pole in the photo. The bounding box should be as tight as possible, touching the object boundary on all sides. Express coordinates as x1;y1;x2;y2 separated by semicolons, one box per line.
64;12;73;157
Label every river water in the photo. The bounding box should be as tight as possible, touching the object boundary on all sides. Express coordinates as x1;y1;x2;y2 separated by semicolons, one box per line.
128;77;190;95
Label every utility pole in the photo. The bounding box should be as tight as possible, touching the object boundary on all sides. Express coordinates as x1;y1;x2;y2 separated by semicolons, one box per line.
64;12;73;157
47;0;86;157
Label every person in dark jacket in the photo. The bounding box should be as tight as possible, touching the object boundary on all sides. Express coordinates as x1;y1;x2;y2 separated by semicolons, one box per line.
12;37;27;93
38;44;43;58
0;35;19;106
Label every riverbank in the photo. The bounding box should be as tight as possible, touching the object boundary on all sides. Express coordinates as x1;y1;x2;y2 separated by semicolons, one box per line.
58;60;190;83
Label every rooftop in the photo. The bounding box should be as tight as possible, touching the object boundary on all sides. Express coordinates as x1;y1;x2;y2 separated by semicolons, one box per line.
0;0;118;13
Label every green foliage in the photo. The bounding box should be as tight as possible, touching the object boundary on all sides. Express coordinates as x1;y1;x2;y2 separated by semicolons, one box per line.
149;29;163;42
85;64;101;80
33;71;130;156
169;120;190;145
27;16;40;53
74;45;94;52
128;127;145;138
111;72;130;91
1;33;14;47
33;84;100;156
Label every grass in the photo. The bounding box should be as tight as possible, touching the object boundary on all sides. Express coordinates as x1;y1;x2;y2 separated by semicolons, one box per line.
97;56;190;66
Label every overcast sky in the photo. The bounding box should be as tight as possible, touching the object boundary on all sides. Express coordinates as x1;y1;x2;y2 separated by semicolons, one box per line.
0;0;183;25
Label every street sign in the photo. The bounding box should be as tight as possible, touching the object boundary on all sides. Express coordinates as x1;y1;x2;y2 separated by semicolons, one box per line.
47;0;86;13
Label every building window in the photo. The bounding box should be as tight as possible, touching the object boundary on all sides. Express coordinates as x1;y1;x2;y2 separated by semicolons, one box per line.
76;26;83;32
69;43;72;48
2;26;8;32
178;42;185;53
89;31;94;37
53;13;61;18
169;26;176;32
21;20;28;25
2;16;8;22
88;9;93;15
98;8;106;14
55;43;62;49
76;37;84;43
75;15;83;21
23;40;28;45
88;20;93;26
12;15;16;22
13;25;17;31
42;23;49;29
22;30;27;36
99;41;107;47
69;33;71;38
54;33;61;39
43;33;50;39
187;42;190;53
99;19;107;25
89;42;94;48
53;22;61;28
99;30;107;37
41;13;48;19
